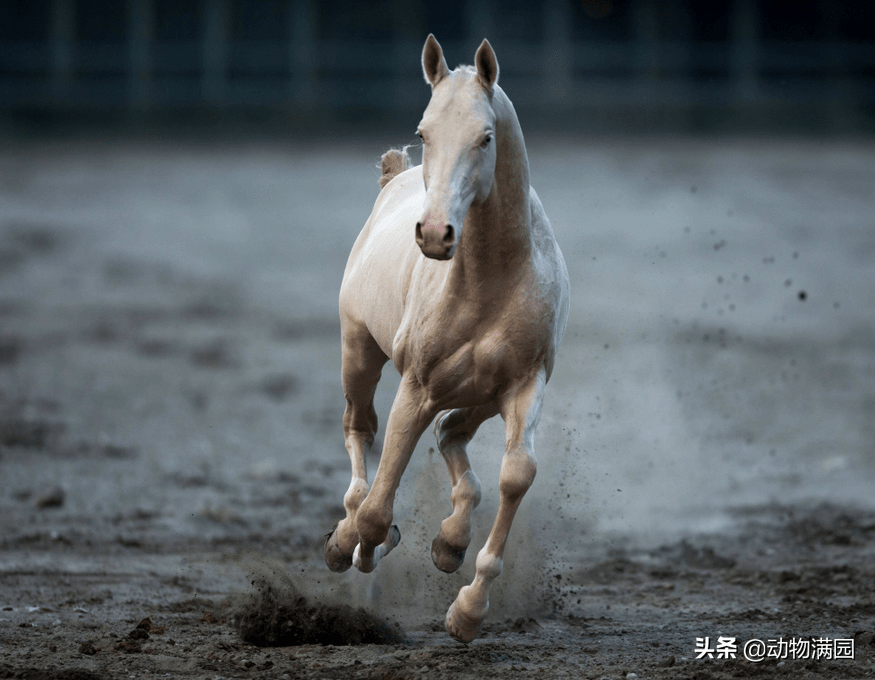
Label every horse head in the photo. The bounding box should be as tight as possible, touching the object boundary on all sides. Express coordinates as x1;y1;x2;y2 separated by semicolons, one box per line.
415;34;500;260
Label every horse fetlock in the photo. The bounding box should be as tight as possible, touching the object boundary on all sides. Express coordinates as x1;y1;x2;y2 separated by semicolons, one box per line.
474;549;504;582
450;470;482;507
334;516;359;551
356;503;394;548
343;478;370;512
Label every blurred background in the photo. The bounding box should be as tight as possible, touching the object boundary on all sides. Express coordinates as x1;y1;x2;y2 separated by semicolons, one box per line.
1;0;874;133
1;0;874;627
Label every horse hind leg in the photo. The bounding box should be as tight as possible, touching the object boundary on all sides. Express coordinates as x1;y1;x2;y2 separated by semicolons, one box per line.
445;371;545;643
324;328;388;572
431;404;497;573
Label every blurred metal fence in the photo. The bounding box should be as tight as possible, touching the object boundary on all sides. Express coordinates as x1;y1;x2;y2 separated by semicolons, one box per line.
1;0;874;126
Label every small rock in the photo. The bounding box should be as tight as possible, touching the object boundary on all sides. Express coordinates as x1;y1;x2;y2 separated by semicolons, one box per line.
129;628;149;640
115;639;141;653
34;487;65;509
626;674;638;679
136;617;153;631
853;631;874;646
78;642;97;655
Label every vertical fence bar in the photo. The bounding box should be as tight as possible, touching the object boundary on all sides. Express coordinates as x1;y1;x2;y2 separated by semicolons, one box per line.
290;0;316;107
203;0;228;105
731;0;759;103
464;0;493;58
392;0;420;110
544;0;572;108
821;1;853;130
633;0;659;90
128;0;153;109
50;0;75;103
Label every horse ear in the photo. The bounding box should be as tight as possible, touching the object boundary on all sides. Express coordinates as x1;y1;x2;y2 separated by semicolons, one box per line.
475;39;499;91
422;34;449;87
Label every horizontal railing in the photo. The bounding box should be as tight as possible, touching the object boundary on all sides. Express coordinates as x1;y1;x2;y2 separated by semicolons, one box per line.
2;38;874;111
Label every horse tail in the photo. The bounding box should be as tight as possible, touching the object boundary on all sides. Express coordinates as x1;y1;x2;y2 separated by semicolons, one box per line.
379;147;411;189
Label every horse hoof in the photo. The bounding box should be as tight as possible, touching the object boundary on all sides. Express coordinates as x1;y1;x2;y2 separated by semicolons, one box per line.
324;527;352;573
431;532;466;573
445;600;481;644
387;524;402;552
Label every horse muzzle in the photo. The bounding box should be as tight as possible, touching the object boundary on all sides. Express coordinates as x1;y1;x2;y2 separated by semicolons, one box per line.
415;221;456;260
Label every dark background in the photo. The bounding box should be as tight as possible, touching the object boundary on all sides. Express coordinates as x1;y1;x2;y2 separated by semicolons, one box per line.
2;0;874;134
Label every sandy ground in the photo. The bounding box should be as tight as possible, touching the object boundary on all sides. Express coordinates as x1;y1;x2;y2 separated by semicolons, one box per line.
1;131;874;679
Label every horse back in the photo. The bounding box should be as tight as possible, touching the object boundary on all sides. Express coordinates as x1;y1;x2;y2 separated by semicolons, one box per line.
339;165;429;357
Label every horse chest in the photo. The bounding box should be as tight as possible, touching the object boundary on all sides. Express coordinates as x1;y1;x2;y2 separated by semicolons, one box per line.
396;320;524;408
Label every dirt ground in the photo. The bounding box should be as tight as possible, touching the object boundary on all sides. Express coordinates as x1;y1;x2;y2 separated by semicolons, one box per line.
1;131;874;679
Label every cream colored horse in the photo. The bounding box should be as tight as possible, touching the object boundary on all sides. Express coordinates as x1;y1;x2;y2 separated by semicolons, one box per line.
324;34;569;643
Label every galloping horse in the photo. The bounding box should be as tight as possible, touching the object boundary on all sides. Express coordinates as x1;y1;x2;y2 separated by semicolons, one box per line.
324;34;570;643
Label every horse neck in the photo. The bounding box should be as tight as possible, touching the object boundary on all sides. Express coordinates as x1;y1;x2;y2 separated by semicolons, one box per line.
452;88;532;292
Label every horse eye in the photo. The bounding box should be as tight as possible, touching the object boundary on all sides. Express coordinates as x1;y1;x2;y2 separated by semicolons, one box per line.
480;135;492;149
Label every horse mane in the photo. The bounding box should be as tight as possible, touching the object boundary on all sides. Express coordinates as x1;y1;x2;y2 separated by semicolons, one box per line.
379;147;411;189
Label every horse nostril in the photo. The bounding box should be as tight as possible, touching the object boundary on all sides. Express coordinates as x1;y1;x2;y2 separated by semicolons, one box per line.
443;225;455;246
415;222;423;242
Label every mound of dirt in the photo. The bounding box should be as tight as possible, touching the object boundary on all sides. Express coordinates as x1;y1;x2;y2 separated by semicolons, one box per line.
234;574;404;647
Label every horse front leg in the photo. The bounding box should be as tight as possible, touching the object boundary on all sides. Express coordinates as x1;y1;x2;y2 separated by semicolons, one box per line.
431;404;498;573
445;369;546;643
353;376;433;573
325;329;388;572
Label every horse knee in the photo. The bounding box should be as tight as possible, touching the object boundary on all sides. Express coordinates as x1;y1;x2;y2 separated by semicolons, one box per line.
498;449;536;502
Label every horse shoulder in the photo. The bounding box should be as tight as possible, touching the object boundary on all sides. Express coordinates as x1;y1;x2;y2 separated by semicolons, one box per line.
340;165;425;355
